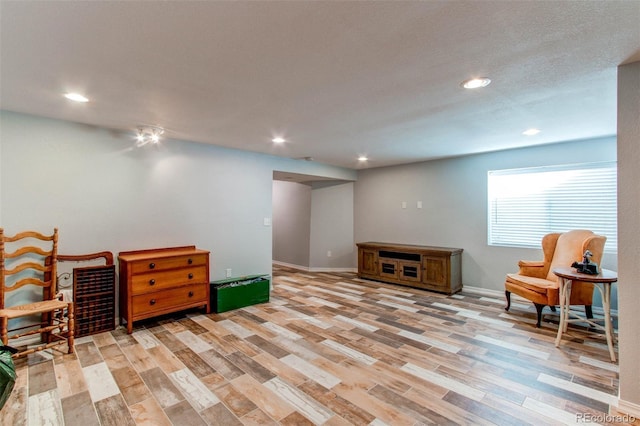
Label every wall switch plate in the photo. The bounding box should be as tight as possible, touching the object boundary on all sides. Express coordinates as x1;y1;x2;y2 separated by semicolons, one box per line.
263;217;272;226
226;268;232;278
327;250;332;257
417;201;423;209
402;201;407;209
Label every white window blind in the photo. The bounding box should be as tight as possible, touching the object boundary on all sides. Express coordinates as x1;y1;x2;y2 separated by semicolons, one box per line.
488;162;617;252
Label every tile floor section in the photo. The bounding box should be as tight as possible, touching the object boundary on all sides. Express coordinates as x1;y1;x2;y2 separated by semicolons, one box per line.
1;265;637;425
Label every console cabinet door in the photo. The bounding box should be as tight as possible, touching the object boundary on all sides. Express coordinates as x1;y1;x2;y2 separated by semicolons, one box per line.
422;256;449;288
359;249;378;276
378;259;399;280
399;261;421;283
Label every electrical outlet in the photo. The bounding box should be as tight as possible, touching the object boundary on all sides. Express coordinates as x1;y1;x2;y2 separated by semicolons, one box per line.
226;268;232;278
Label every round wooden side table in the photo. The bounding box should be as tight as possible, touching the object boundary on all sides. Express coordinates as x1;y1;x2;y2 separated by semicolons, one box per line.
553;267;618;361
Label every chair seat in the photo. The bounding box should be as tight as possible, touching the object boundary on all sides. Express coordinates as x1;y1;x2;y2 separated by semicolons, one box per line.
0;300;70;319
506;273;558;296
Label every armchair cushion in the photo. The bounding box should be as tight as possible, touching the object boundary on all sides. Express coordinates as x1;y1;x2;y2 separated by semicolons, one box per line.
517;261;546;278
506;274;558;306
545;231;594;281
506;274;557;294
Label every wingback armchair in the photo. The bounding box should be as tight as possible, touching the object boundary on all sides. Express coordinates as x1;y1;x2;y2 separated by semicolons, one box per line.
504;229;606;327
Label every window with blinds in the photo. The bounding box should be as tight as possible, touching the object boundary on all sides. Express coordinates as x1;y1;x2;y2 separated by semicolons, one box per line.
488;161;617;252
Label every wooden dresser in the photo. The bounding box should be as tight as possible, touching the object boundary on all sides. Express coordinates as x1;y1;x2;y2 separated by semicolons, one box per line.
118;246;210;333
357;242;463;294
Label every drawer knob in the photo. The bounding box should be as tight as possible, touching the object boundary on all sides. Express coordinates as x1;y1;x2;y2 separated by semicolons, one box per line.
188;291;194;297
149;279;156;286
149;263;155;269
188;273;194;279
188;258;193;264
150;299;156;305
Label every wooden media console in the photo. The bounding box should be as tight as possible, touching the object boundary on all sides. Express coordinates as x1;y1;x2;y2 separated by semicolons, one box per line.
357;242;463;294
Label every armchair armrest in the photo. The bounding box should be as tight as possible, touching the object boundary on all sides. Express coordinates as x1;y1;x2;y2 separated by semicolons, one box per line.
517;260;547;278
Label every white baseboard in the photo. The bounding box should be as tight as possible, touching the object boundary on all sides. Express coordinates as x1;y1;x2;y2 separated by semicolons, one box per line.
461;285;506;299
309;266;358;273
616;399;640;419
272;261;356;273
272;260;310;271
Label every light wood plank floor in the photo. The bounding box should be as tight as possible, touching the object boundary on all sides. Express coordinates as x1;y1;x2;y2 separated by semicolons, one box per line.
2;265;637;425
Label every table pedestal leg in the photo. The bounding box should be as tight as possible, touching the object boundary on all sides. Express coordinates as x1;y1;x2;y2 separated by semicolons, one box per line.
555;278;571;347
600;283;616;362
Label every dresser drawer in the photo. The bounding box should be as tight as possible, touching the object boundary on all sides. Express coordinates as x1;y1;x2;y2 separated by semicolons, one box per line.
131;283;208;317
130;253;208;274
131;266;207;294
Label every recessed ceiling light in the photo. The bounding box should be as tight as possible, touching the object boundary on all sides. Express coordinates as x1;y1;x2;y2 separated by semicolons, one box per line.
522;128;541;136
358;156;368;162
272;137;285;143
64;92;89;102
461;77;491;89
135;126;164;146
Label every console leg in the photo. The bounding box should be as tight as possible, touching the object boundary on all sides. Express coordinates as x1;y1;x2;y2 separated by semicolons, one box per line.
505;291;511;311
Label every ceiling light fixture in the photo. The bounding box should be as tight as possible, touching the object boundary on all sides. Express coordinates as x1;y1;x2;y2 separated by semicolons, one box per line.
272;137;286;143
461;77;491;89
64;92;89;102
136;126;164;146
358;156;368;162
522;128;541;136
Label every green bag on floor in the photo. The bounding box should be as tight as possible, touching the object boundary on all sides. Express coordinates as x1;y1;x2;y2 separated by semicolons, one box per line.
0;346;18;411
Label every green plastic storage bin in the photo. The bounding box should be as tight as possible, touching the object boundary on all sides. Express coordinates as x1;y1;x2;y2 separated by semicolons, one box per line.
210;275;270;313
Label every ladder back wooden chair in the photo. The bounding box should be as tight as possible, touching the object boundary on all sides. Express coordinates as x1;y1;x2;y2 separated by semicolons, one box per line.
0;228;74;358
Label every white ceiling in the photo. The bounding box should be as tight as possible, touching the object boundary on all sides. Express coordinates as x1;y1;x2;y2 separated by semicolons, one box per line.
1;1;639;170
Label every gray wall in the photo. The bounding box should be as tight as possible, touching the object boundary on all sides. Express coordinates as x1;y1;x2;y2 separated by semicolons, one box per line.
272;180;311;267
617;61;640;415
309;182;354;270
354;137;618;293
0;111;355;283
